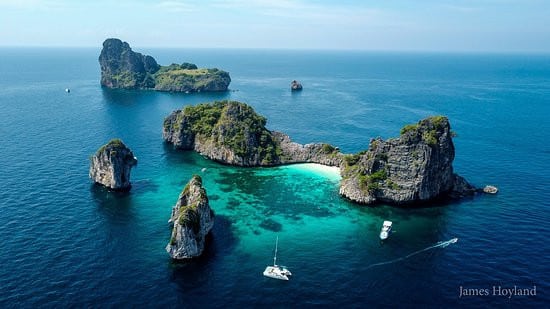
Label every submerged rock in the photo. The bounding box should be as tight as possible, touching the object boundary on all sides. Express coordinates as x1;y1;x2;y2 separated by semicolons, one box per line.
166;175;214;259
99;38;230;92
290;80;303;91
89;139;137;191
339;116;475;205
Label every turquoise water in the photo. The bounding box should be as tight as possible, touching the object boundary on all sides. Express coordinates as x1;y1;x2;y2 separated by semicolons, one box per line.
0;48;549;306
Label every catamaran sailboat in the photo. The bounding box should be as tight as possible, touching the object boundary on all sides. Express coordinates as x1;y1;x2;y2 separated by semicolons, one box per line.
263;236;292;280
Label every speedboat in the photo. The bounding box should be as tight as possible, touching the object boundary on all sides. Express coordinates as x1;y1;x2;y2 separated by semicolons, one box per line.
263;236;291;280
379;221;393;240
483;185;498;194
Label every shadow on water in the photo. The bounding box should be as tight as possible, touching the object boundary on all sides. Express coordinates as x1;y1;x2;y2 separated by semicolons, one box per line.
162;89;231;102
350;192;474;223
101;88;154;106
90;184;136;223
168;215;238;289
101;86;231;106
343;198;463;256
162;143;212;167
129;178;160;194
290;89;303;98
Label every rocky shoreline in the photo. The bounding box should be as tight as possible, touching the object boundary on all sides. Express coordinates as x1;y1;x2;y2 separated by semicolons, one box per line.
99;38;231;92
163;100;476;206
339;116;476;204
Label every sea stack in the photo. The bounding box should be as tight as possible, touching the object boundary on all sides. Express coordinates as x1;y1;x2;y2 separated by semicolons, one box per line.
339;116;475;205
89;139;137;191
166;175;214;259
290;80;303;91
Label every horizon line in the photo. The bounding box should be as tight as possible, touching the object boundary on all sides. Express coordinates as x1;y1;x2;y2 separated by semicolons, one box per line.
0;44;549;55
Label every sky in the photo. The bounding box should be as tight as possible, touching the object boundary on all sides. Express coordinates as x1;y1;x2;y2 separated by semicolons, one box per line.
0;0;549;52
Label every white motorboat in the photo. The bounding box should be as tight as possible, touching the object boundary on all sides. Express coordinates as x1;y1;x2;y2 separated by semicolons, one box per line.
263;236;291;280
483;185;498;194
379;220;393;240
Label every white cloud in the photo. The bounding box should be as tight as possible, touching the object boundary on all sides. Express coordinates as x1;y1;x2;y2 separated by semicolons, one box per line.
0;0;66;10
442;4;481;13
156;1;196;12
211;0;305;10
209;0;392;28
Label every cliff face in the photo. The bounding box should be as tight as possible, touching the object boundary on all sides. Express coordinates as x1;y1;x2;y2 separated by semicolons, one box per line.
163;101;342;166
273;132;343;167
99;38;230;92
163;101;281;166
339;116;475;205
89;139;138;191
99;39;158;89
166;175;214;259
163;101;475;205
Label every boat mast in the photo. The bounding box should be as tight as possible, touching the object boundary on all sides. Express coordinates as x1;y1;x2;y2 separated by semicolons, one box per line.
274;236;278;266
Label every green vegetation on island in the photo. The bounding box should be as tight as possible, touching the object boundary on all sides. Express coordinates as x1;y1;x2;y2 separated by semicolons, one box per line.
166;100;282;165
97;138;125;153
177;176;207;234
166;174;214;259
400;115;450;146
338;115;474;204
163;100;474;205
99;38;231;92
89;138;137;191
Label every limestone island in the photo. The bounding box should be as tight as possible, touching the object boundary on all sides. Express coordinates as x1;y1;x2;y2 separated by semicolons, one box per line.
89;139;137;191
99;38;231;92
166;175;214;259
163;100;476;205
291;80;303;91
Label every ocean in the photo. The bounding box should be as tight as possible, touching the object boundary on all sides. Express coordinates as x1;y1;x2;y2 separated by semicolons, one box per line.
0;48;548;307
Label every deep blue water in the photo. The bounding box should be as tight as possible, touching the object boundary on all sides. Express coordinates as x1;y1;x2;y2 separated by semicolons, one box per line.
0;48;549;307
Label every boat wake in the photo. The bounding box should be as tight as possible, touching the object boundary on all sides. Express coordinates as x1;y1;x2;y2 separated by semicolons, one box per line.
366;238;458;269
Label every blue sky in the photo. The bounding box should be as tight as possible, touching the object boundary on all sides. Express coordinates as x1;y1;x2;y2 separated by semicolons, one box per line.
0;0;549;51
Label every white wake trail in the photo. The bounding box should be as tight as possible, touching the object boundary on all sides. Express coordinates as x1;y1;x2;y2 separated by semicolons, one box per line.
366;238;458;269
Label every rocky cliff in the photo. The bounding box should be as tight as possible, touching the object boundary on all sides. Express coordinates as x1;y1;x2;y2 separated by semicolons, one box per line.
99;39;158;89
290;80;303;91
99;38;230;92
163;100;342;166
163;101;475;205
339;116;475;204
166;175;214;259
89;139;137;191
273;131;343;166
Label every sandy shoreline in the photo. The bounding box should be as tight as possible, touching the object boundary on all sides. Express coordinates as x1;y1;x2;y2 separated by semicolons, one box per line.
284;163;341;181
